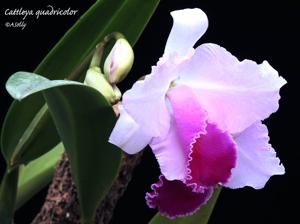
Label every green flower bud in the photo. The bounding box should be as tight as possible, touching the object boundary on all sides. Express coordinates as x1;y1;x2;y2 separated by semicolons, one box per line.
104;38;134;84
84;67;119;104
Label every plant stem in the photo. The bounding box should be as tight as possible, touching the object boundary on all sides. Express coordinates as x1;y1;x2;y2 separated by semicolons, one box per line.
32;151;143;224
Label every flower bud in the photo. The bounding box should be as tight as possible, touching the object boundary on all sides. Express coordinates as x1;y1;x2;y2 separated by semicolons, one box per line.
112;85;122;101
84;67;120;103
104;38;134;84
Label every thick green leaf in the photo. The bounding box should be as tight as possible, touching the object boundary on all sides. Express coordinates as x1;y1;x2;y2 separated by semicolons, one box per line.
1;0;159;168
43;85;121;223
0;168;19;224
149;187;221;224
2;72;81;167
1;95;60;166
16;143;64;209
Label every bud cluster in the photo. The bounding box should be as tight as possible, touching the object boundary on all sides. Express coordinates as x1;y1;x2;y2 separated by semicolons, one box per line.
84;34;134;104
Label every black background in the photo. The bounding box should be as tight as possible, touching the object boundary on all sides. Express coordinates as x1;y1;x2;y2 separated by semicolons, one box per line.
1;0;299;223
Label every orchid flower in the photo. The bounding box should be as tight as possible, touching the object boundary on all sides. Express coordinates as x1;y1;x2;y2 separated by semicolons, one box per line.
109;8;286;219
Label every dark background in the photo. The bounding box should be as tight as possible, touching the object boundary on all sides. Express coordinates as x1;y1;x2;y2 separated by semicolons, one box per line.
1;0;299;223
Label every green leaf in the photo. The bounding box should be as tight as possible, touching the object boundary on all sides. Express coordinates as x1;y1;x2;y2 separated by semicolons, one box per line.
2;72;81;167
16;143;64;209
149;187;221;224
1;0;159;168
43;85;121;223
1;0;159;216
1;95;60;167
0;168;19;224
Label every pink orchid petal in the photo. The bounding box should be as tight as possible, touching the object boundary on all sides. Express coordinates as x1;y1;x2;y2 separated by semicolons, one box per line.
150;85;207;181
164;8;208;57
186;123;237;191
146;175;213;219
166;86;208;153
178;43;287;134
224;122;285;189
109;106;151;154
121;62;177;138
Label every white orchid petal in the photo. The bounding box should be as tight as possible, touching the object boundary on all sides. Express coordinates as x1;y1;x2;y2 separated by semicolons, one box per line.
225;122;285;189
164;8;208;57
121;61;178;138
109;106;151;154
